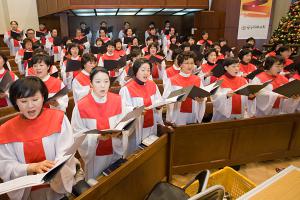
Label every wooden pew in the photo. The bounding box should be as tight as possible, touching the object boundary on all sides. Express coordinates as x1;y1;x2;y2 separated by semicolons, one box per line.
169;113;300;177
75;134;170;200
0;106;15;117
0;112;19;125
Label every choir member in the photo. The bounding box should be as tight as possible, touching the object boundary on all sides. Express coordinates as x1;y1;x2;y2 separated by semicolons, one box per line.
144;42;166;80
219;38;234;58
15;38;33;75
162;48;183;86
118;21;130;39
142;36;154;55
187;36;196;46
119;48;142;86
198;48;218;86
72;53;97;103
251;56;291;116
72;67;131;180
61;43;81;89
163;51;206;125
246;37;256;48
114;39;126;57
266;43;283;57
98;41;121;78
36;23;50;46
25;29;40;46
162;27;176;51
276;46;293;67
0;77;76;200
45;29;63;62
164;35;178;61
119;58;164;145
73;28;90;54
125;37;140;55
211;58;256;121
161;20;171;36
80;21;92;42
97;28;111;44
0;53;18;108
32;54;68;112
181;42;191;52
4;21;22;56
284;64;300;113
238;49;257;77
213;42;225;61
197;31;213;46
121;28;135;47
145;22;156;41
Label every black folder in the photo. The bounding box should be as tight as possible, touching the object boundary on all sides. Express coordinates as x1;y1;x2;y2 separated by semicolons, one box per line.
273;79;300;98
66;60;82;72
103;56;127;71
91;45;107;54
36;31;46;38
148;55;165;64
211;60;226;78
234;80;272;96
23;52;33;61
0;71;14;93
123;37;133;45
246;69;264;80
47;86;69;102
72;36;87;44
10;31;22;40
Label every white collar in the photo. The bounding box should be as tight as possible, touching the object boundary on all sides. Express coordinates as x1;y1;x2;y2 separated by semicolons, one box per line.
42;74;50;81
179;71;191;77
92;91;107;103
173;64;181;71
71;56;79;60
82;69;90;76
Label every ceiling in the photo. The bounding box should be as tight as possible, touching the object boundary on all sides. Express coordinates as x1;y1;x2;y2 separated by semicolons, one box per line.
72;8;204;16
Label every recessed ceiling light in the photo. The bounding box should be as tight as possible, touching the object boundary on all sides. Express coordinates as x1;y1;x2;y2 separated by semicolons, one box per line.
173;12;188;15
73;9;94;13
118;9;140;12
141;8;162;12
184;9;203;12
96;12;116;16
95;9;118;12
117;12;137;15
76;13;96;16
162;8;183;12
136;12;156;15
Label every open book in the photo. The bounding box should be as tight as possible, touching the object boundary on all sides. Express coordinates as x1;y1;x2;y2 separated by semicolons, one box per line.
273;79;300;98
0;71;14;93
246;69;264;80
234;80;272;96
0;155;72;195
103;56;127;71
47;86;69;102
84;106;144;134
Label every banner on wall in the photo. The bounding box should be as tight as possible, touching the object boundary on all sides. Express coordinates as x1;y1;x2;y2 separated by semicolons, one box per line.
237;0;273;39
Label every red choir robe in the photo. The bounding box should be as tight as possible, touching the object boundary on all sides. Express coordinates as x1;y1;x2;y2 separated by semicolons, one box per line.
3;29;22;56
71;92;131;179
266;51;276;57
43;75;68;112
251;71;290;116
114;49;126;57
199;62;218;86
61;56;81;89
211;73;256;121
0;69;18;107
73;36;90;54
45;37;62;62
162;64;180;86
72;69;91;103
119;62;133;86
98;52;121;78
144;54;166;79
163;72;206;125
239;62;257;77
119;79;164;145
0;109;76;200
196;39;213;46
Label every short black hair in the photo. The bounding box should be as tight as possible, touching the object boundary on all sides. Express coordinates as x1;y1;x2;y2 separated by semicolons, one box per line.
0;53;9;70
125;28;133;35
246;37;255;43
10;21;18;25
90;67;109;82
172;48;183;61
181;42;191;51
114;38;122;46
67;43;80;55
238;49;252;60
263;56;285;70
242;43;254;50
106;41;114;47
204;48;217;60
130;48;142;58
132;58;152;76
177;51;196;67
223;57;239;68
148;42;159;53
201;30;208;36
80;21;86;25
33;48;48;56
26;28;35;33
99;27;107;33
277;46;291;55
81;53;97;69
23;38;33;46
32;54;51;66
9;77;48;111
95;38;104;44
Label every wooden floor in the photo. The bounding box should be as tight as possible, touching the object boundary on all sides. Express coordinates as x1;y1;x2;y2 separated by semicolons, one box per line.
171;157;300;187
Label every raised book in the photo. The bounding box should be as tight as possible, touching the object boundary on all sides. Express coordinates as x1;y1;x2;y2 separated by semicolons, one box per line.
272;79;300;98
234;80;272;96
47;86;69;102
66;60;82;72
0;71;14;93
246;69;264;80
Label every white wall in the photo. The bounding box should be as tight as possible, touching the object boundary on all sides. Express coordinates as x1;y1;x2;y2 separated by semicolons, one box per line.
0;0;39;34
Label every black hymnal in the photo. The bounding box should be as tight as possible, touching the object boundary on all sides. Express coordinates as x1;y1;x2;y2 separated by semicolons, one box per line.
123;37;133;45
23;52;33;61
91;45;107;54
47;86;69;102
284;63;296;72
250;59;263;67
234;80;272;96
10;31;22;40
169;44;179;51
246;69;264;80
103;56;127;71
0;71;13;93
211;61;226;78
149;55;164;64
53;37;63;46
72;36;87;44
36;31;46;38
66;60;82;72
273;79;300;98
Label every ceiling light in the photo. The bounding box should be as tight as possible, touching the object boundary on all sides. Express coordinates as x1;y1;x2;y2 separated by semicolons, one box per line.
117;12;137;15
76;13;96;16
95;9;118;12
73;9;94;13
136;12;156;15
173;12;188;15
97;12;116;16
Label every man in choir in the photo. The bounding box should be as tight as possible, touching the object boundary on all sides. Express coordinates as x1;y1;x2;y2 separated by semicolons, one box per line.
198;48;218;86
72;53;97;103
32;54;68;112
80;21;92;42
144;42;166;80
0;77;76;200
72;67;132;180
246;37;256;47
238;49;257;77
4;20;23;56
163;51;206;125
25;29;40;46
119;58;164;145
118;21;130;39
0;53;18;108
15;38;33;75
251;56;291;116
211;58;256;121
36;23;50;45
